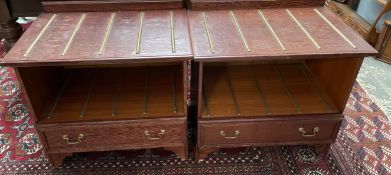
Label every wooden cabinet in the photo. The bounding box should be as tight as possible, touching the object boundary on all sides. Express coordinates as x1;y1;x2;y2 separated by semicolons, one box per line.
38;118;187;153
187;8;377;160
2;6;192;167
198;116;342;146
2;0;377;167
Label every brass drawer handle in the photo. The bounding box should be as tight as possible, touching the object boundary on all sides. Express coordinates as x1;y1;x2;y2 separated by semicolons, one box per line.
299;127;320;137
220;130;240;139
144;129;165;140
62;134;84;145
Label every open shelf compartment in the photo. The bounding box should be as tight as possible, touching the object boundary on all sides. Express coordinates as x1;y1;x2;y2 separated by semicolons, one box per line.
200;62;338;118
30;64;186;123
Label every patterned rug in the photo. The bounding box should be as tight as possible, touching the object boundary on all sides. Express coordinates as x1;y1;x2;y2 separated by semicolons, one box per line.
357;57;391;119
0;24;391;174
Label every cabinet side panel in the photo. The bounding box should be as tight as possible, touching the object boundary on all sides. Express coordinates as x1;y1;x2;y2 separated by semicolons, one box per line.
306;57;363;111
15;66;64;121
196;62;203;118
183;61;189;115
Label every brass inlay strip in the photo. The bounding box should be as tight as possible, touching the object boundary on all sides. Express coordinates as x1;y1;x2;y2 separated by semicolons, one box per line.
98;12;116;55
298;64;333;112
274;66;302;114
136;11;144;54
314;9;356;48
230;11;250;52
170;11;176;53
143;68;149;115
258;10;286;51
171;67;177;113
112;77;123;117
62;13;86;56
47;71;71;119
250;67;271;115
202;82;210;116
286;9;321;49
225;68;241;115
24;14;57;57
202;12;215;53
80;74;96;118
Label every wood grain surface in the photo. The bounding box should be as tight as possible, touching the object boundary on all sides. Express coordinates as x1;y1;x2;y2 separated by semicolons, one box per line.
38;118;187;154
200;63;338;118
198;115;342;148
2;10;192;66
42;0;184;12
188;0;325;10
35;65;185;123
188;7;377;62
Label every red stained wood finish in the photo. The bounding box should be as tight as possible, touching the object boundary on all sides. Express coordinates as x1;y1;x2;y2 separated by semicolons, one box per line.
3;5;191;167
38;118;187;154
3;9;192;66
190;7;377;161
188;8;377;62
198;115;342;148
188;0;325;10
1;0;378;166
42;0;184;12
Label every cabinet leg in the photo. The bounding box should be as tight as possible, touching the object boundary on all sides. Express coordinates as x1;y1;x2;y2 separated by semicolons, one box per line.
196;147;219;162
314;144;331;156
165;146;188;160
48;153;73;168
0;18;23;52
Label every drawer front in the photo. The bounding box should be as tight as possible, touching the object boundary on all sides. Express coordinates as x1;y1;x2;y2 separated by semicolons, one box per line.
199;119;341;147
41;120;186;153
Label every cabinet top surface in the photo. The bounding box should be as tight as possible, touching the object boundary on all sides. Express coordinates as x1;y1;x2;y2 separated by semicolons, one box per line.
188;7;377;62
2;9;192;66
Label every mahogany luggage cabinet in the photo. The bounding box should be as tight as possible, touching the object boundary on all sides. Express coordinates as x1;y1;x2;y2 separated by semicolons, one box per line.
1;7;192;167
187;8;377;161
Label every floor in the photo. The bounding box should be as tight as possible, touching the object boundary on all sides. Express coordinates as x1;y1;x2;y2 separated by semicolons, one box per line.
357;57;391;118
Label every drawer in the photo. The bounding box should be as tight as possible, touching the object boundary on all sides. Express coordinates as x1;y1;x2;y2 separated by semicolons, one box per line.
198;118;341;147
38;119;186;153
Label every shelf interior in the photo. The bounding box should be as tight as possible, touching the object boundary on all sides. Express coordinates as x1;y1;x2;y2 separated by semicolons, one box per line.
38;65;185;123
201;63;338;118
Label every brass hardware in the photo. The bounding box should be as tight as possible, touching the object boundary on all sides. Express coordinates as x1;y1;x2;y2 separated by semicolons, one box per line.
286;9;321;49
299;127;320;137
136;11;144;54
99;12;116;55
220;130;240;139
314;9;356;49
80;74;96;118
225;68;240;115
144;129;165;140
48;72;71;119
250;67;271;115
230;11;250;52
62;133;84;145
143;68;149;115
274;66;302;114
170;11;176;53
171;67;177;113
258;10;286;51
62;13;86;56
24;14;57;57
201;12;215;53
